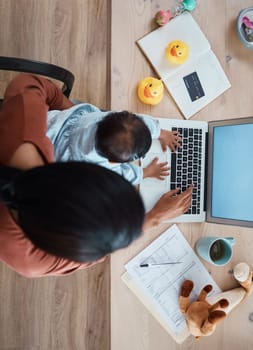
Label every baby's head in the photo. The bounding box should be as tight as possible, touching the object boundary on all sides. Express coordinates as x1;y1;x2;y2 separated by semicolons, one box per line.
95;111;152;162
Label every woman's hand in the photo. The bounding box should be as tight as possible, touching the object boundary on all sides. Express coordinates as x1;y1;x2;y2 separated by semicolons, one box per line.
143;185;193;230
143;157;170;180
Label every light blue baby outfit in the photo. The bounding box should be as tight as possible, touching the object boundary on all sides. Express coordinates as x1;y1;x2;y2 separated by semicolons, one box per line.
46;103;160;185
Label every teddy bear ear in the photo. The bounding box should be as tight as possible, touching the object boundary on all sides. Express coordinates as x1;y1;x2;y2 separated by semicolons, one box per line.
180;280;194;297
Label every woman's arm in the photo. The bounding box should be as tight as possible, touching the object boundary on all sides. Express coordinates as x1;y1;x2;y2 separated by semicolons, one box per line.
61;94;74;110
1;74;73;168
7;143;45;169
143;185;193;231
4;73;73;111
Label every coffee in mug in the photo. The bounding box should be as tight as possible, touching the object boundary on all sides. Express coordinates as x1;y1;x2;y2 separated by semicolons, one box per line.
196;237;236;266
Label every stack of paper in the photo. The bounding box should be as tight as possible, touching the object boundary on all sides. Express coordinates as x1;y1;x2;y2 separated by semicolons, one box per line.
122;225;221;343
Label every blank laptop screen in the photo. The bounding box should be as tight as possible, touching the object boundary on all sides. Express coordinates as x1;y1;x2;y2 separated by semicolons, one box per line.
211;122;253;223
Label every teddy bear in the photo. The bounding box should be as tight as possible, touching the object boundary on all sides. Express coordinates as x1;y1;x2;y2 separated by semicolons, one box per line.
179;262;253;339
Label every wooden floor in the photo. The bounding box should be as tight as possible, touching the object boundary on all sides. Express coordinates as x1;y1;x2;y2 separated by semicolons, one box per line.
0;1;110;349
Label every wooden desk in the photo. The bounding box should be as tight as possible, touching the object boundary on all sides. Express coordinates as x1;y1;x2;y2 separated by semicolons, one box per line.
110;1;253;349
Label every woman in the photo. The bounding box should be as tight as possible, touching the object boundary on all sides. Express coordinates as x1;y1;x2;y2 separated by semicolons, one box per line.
0;162;145;277
0;73;192;277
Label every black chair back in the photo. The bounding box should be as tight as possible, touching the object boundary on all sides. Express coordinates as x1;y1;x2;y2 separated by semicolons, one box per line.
0;56;74;97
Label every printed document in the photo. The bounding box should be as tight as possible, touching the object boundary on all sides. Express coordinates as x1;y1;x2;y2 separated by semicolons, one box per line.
122;225;221;343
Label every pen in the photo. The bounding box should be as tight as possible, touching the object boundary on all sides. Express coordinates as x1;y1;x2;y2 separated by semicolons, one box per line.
139;262;182;267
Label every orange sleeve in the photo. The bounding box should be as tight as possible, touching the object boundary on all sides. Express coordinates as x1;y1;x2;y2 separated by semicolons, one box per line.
3;73;65;110
0;205;100;278
0;73;66;165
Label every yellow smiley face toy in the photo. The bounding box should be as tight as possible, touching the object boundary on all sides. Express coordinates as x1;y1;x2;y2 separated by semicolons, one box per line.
137;77;164;105
165;40;189;64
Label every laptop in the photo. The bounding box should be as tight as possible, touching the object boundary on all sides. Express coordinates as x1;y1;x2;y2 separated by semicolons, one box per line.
140;116;253;227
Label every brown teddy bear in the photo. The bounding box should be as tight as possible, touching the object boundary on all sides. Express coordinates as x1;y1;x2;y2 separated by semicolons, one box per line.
179;262;253;339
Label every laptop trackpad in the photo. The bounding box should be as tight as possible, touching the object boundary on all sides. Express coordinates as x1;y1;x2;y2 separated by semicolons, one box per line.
140;140;171;212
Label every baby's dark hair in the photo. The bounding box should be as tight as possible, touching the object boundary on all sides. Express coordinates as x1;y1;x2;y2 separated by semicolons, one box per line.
95;111;152;162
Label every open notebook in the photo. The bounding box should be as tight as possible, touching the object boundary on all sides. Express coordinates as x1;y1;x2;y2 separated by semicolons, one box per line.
122;225;221;343
137;12;231;119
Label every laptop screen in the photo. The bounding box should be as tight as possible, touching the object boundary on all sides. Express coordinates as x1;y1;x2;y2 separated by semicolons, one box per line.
207;117;253;227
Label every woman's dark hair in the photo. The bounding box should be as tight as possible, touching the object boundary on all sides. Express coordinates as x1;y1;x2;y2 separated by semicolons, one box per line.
0;162;145;262
95;111;152;162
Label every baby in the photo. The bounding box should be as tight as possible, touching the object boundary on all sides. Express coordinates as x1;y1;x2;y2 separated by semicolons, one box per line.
47;103;181;185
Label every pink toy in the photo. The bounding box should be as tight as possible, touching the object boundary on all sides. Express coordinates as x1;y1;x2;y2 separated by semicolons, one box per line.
154;0;197;27
242;16;253;30
154;10;173;26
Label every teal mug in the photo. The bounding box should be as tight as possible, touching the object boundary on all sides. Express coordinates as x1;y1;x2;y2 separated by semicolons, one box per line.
195;237;236;266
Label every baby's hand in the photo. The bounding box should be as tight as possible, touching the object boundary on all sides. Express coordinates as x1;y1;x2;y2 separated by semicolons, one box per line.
143;157;170;180
159;129;182;152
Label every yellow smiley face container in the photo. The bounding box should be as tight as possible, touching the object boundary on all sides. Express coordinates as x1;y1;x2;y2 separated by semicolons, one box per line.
165;40;189;64
137;77;164;105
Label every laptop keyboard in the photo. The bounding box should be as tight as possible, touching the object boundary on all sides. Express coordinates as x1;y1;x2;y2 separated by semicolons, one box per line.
170;127;202;215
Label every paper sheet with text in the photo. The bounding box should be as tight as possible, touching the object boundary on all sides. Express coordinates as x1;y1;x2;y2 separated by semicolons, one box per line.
124;225;221;334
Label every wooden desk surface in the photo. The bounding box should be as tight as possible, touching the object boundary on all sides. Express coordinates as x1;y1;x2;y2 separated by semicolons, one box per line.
110;1;253;349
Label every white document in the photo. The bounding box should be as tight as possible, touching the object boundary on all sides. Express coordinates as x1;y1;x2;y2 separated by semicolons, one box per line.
137;12;231;119
123;225;221;341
